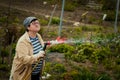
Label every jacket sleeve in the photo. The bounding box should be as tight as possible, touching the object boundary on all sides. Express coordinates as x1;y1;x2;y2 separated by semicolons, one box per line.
16;41;37;65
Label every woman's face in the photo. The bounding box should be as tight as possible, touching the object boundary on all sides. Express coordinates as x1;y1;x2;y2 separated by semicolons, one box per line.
27;20;40;32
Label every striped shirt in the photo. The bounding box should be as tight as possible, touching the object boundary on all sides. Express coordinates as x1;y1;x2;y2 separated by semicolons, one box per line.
30;36;43;75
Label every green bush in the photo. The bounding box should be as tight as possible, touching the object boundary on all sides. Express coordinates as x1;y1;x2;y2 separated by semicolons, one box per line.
63;68;97;80
99;48;111;59
102;58;114;70
48;31;57;37
62;70;81;80
71;53;87;62
77;43;95;56
64;51;72;60
14;17;20;23
48;44;75;53
39;19;48;25
78;43;99;63
51;17;60;25
64;2;76;11
52;63;66;74
90;51;99;64
74;27;82;32
44;63;66;80
64;43;96;63
45;62;66;74
82;26;98;31
65;43;113;64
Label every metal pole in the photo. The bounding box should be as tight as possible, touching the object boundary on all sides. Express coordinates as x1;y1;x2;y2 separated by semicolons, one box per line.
114;0;120;33
0;41;1;63
47;4;57;28
58;0;65;36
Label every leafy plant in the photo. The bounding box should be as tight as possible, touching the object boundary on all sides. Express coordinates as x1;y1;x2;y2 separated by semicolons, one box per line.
64;1;76;11
63;67;97;80
82;25;99;32
52;63;66;74
51;17;60;25
48;44;75;53
39;19;48;25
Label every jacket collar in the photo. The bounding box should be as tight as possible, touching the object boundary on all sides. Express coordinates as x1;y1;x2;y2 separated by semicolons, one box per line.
24;32;44;47
24;32;31;43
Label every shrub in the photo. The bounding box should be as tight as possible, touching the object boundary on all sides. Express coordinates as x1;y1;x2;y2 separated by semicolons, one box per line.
48;31;57;37
51;17;60;25
67;43;112;64
71;53;87;62
67;43;97;63
48;44;75;53
74;27;82;33
39;19;48;25
44;63;66;80
64;2;76;11
63;67;97;80
62;70;81;80
52;63;66;74
81;26;98;32
64;51;72;60
96;47;111;61
102;58;114;70
43;62;53;78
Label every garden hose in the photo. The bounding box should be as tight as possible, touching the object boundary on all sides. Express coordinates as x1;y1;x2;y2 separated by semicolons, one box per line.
23;58;45;80
23;43;48;80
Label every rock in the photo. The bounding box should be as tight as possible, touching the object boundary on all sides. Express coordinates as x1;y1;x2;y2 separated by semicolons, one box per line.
73;22;80;26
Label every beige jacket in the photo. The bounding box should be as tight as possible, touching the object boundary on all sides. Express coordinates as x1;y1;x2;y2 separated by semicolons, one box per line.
9;32;44;80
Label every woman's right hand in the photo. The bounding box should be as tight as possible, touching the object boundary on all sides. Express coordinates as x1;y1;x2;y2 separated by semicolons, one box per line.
33;51;45;60
38;51;45;58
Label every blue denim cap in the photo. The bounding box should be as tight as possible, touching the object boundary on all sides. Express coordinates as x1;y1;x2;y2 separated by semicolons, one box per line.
23;17;37;27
